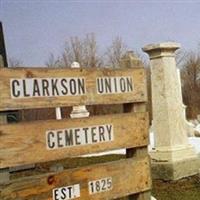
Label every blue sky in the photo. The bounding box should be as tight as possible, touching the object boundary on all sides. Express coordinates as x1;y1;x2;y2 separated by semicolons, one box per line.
1;0;200;66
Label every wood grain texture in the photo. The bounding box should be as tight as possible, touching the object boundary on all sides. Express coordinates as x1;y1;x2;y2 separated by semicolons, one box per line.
0;112;148;168
124;103;151;200
0;157;151;200
0;67;147;111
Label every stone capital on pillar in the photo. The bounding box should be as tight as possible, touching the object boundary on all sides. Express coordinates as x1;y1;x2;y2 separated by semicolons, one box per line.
143;42;200;180
142;42;180;59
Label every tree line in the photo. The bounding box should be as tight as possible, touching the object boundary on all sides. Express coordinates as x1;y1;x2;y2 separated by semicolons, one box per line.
45;33;128;69
178;48;200;118
8;34;200;119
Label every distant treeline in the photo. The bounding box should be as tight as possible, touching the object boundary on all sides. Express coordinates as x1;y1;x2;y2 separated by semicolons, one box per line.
9;34;200;119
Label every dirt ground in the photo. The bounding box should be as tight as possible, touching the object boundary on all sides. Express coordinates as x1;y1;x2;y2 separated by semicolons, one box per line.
117;175;200;200
152;175;200;200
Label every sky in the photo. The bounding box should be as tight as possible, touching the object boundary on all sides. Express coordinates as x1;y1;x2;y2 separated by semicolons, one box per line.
1;0;200;66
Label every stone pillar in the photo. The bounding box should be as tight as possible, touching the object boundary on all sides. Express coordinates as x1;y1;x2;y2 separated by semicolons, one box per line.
143;42;200;180
120;51;143;68
70;62;89;118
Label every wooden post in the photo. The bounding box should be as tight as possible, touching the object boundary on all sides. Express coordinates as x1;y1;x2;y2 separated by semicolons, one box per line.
0;55;10;183
124;103;151;200
121;51;151;200
0;22;21;124
0;22;8;67
0;22;8;124
0;22;34;173
0;22;9;181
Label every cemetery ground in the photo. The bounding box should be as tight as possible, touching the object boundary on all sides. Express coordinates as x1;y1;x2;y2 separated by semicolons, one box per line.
8;154;200;200
152;175;200;200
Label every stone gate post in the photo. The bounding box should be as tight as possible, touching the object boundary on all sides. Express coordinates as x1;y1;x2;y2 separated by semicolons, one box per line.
143;42;199;180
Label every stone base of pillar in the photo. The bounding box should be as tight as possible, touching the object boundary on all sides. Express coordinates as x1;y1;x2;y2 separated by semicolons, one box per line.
150;145;200;180
70;105;89;118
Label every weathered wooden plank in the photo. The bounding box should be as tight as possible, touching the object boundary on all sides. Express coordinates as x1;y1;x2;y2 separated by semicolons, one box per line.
0;67;147;111
0;157;151;200
124;102;151;200
0;112;148;168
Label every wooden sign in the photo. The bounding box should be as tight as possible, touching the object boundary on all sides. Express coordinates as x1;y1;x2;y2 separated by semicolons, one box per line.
53;184;80;200
53;177;112;199
46;124;113;150
10;77;86;98
0;67;147;111
0;157;151;200
0;112;148;168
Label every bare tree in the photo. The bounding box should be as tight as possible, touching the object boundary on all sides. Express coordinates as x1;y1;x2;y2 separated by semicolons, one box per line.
46;35;132;69
179;50;200;118
83;33;103;68
45;53;60;68
46;33;102;68
175;49;188;67
60;41;74;67
69;36;83;65
106;37;128;68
